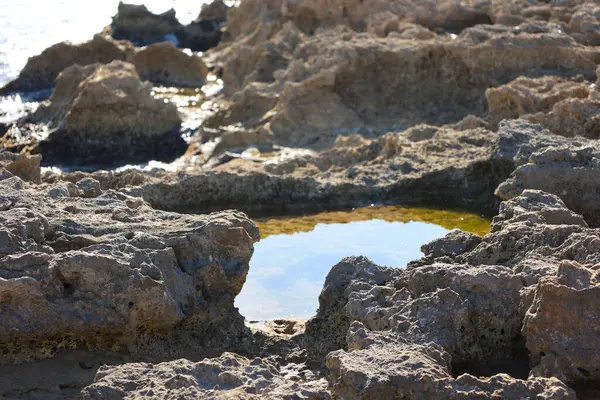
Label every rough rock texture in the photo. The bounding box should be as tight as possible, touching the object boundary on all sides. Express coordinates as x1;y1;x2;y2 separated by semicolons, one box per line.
308;190;599;397
82;353;330;399
486;75;591;129
524;261;600;384
110;2;182;45
486;66;600;137
0;173;259;365
30;61;185;166
174;0;231;52
131;42;208;87
80;189;600;399
497;144;600;226
0;35;131;94
199;5;599;155
47;120;583;218
0;153;41;184
176;19;224;52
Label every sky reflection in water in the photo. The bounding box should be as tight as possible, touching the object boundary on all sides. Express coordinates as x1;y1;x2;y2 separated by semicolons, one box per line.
236;208;490;321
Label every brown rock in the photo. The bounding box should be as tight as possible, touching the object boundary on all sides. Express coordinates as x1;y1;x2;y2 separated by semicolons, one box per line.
31;61;185;166
486;76;590;129
131;42;208;87
0;35;131;94
524;261;600;384
0;153;41;184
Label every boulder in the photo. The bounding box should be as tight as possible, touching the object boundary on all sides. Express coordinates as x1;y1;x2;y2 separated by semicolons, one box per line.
0;167;259;366
0;35;131;94
497;144;600;226
110;2;182;45
131;42;208;87
31;61;185;166
203;22;599;153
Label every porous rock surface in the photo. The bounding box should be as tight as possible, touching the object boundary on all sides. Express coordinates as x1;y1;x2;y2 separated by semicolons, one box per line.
49;119;589;219
71;189;600;399
198;4;599;154
309;189;597;398
0;33;212;94
0;152;260;397
29;60;185;166
487;66;600;138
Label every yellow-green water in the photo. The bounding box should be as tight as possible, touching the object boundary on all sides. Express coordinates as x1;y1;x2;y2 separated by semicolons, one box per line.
255;205;491;239
237;206;491;321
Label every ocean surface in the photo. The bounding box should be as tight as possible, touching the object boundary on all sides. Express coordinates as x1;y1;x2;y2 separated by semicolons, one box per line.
0;0;211;87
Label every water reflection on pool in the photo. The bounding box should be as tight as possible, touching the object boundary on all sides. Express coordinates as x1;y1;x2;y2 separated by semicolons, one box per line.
235;206;490;321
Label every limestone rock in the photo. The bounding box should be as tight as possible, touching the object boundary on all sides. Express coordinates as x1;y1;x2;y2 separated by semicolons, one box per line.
327;340;575;399
204;22;598;152
486;76;590;129
0;153;41;184
497;144;600;225
176;20;223;52
31;61;185;166
0;35;131;94
316;190;599;397
110;2;182;45
0;168;259;365
131;42;208;87
51;120;566;217
303;256;400;364
567;3;600;46
81;353;330;399
524;261;600;384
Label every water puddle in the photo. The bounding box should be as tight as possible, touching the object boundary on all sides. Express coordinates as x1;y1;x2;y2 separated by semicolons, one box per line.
236;206;490;321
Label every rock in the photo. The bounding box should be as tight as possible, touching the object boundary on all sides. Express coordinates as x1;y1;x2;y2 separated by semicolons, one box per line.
199;0;230;22
81;353;330;399
203;22;599;153
174;0;231;52
314;190;600;397
486;76;590;129
567;3;600;46
176;20;223;52
0;167;259;365
131;42;208;87
524;261;600;385
327;340;575;399
0;152;41;184
0;35;131;94
31;61;185;167
110;2;182;45
303;256;400;365
497;143;600;226
76;177;102;198
50;120;569;217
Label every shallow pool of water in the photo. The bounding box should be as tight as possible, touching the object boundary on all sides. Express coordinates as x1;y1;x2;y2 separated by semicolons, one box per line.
236;206;490;321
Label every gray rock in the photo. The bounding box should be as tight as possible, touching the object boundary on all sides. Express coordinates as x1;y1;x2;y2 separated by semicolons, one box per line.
82;353;330;399
0;171;258;365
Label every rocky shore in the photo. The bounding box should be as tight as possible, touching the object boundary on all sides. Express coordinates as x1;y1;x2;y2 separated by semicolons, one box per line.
2;0;600;398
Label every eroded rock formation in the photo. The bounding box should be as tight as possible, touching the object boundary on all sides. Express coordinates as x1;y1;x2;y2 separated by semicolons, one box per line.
29;61;185;166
